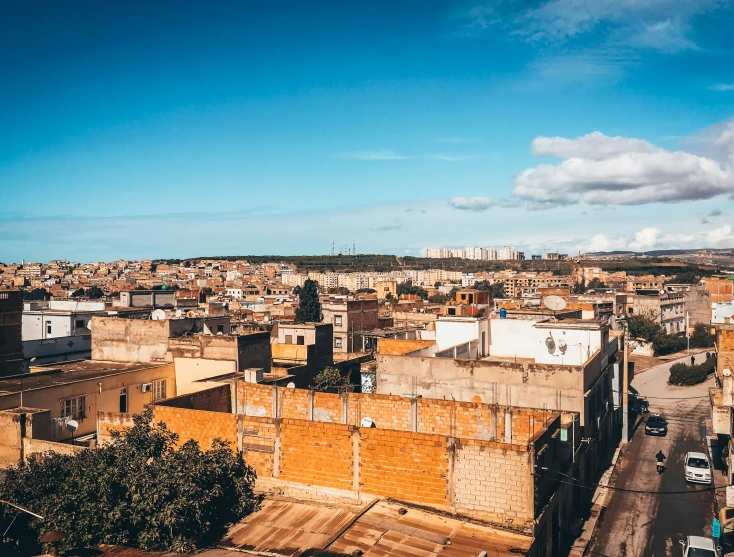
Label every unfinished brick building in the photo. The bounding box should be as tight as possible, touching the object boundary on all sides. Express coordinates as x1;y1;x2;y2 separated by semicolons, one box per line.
99;382;580;556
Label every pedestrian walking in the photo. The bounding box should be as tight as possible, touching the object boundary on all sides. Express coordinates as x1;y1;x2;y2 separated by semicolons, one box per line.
691;355;695;366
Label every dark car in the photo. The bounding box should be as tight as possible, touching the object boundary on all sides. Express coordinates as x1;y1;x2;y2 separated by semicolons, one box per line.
645;414;668;436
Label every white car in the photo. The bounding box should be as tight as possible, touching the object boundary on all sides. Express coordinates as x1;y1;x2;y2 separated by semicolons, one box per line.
684;452;712;484
679;535;719;556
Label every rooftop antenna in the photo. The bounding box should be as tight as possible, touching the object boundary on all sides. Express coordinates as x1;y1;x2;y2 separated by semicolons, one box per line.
353;240;356;256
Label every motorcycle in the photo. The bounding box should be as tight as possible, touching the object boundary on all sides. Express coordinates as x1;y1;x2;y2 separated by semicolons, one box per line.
656;461;665;474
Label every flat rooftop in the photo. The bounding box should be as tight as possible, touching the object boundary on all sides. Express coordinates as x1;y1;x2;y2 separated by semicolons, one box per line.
0;360;168;395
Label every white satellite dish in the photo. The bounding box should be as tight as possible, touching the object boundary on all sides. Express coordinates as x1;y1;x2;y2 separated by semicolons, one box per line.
151;309;166;321
87;320;93;331
66;420;78;433
175;309;182;318
287;382;296;389
543;295;567;314
186;310;196;318
360;416;375;428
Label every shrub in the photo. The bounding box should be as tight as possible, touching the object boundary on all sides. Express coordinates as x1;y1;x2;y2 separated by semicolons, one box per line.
669;357;716;386
653;333;687;356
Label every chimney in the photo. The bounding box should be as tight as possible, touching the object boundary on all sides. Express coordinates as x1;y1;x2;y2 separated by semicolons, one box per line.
723;368;733;406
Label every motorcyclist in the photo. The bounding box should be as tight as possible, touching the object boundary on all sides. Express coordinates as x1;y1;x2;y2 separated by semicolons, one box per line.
656;450;666;473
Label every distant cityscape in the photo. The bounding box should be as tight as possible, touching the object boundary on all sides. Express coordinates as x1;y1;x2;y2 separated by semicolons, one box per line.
425;246;569;261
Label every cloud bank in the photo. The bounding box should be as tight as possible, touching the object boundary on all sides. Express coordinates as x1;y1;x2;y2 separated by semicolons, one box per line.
448;196;492;211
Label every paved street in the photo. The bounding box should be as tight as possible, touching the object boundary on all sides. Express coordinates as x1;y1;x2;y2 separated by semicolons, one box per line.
590;354;717;557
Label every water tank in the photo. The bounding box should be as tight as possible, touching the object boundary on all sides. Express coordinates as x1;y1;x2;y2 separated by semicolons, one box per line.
499;308;507;319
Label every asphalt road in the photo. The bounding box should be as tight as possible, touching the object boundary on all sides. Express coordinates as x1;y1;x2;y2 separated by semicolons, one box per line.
590;354;717;557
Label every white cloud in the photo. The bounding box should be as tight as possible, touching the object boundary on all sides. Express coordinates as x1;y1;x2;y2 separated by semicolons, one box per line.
709;83;734;92
628;227;661;251
343;150;409;160
586;233;628;252
532;131;661;159
707;224;734;245
714;120;734;150
448;196;493;211
513;131;734;206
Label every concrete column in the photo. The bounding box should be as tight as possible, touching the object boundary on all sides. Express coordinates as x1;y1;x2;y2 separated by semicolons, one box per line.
490;406;498;441
410;397;418;432
447;437;456;511
352;427;360;494
341;392;349;424
308;390;314;421
504;409;513;444
272;385;279;419
237;414;243;452
273;419;281;478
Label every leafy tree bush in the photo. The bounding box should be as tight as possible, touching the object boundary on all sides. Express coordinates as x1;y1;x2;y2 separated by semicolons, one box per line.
428;293;449;304
689;323;715;348
70;288;86;298
23;288;49;301
86;286;105;299
587;278;606;290
397;280;428;300
311;366;353;393
627;313;663;342
473;280;506;298
356;288;376;294
0;410;259;555
669;357;716;386
296;279;322;323
653;333;687;356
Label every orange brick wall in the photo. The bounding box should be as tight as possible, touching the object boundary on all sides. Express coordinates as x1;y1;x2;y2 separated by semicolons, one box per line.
241;416;276;478
279;419;354;491
359;428;449;507
237;382;273;417
313;392;341;423
377;338;436;355
154;406;237;450
347;393;412;429
278;388;309;420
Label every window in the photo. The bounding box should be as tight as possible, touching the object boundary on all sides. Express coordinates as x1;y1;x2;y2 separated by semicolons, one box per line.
120;388;128;413
335;315;343;326
46;321;52;335
61;395;86;420
152;379;167;401
296;335;305;345
75;319;86;329
334;337;343;348
217;324;224;334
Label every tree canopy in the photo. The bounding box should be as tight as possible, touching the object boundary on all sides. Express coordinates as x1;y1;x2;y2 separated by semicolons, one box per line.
23;288;49;301
296;279;322;322
70;288;86;298
311;366;353;393
397;280;428;300
0;410;259;556
473;280;505;299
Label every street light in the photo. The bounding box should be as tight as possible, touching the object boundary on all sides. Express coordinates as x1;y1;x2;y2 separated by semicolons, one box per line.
616;316;630;444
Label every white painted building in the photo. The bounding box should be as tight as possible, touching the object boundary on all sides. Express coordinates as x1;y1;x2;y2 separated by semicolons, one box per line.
22;300;107;341
435;316;490;357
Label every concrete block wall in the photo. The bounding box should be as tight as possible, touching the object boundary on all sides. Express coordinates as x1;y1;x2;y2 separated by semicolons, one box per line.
0;411;22;466
454;440;533;528
360;428;449;507
237;382;273;417
313;392;341;423
278;387;310;420
97;411;135;445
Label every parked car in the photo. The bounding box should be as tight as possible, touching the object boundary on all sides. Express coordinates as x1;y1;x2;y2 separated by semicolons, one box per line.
679;535;719;556
684;452;712;484
645;414;668;436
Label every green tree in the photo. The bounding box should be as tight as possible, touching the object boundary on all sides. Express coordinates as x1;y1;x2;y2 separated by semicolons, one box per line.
397;280;428;300
296;279;322;322
70;288;86;298
587;278;606;290
356;288;376;294
86;286;105;299
428;292;449;304
23;288;49;301
626;313;663;342
572;282;587;294
689;323;715;348
0;410;259;556
473;280;505;299
311;366;353;393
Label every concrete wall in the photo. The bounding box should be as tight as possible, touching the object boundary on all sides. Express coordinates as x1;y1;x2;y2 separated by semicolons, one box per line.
91;317;171;362
0;290;23;378
489;319;536;358
0;408;82;468
173;357;237;395
377;338;436;355
435;317;490;357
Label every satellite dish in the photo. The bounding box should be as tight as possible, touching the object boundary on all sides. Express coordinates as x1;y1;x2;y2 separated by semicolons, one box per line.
66;420;78;433
543;295;567;312
360;416;375;428
545;335;556;353
287;382;296;389
558;337;567;354
151;309;166;321
175;309;182;318
186;310;196;318
87;320;93;331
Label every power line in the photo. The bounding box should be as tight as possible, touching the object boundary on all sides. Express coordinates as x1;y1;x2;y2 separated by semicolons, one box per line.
532;471;722;496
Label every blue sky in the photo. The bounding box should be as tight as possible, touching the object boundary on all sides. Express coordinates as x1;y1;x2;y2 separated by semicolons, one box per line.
2;0;734;262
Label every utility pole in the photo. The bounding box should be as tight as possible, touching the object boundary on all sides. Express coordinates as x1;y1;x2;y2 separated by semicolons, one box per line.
686;310;690;357
622;321;630;444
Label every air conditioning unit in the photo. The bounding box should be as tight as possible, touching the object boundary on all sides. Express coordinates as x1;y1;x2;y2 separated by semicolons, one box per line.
141;383;152;393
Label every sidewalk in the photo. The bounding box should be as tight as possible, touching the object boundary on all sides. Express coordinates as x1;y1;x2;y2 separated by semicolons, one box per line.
631;348;711;374
569;445;624;557
705;418;733;556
